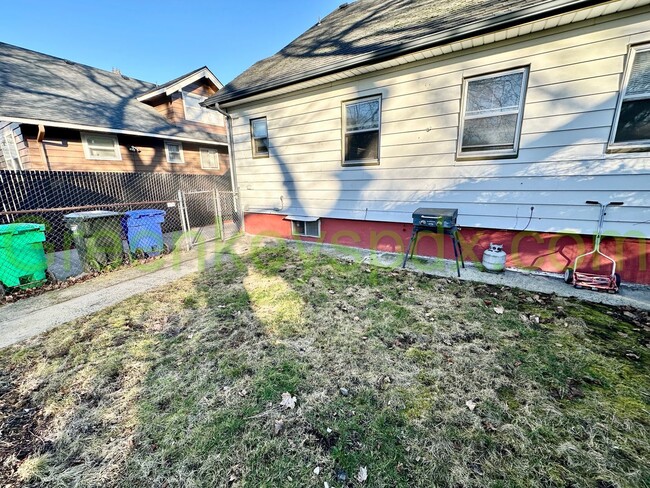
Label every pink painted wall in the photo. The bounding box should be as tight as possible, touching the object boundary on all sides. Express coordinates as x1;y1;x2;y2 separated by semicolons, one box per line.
244;213;649;284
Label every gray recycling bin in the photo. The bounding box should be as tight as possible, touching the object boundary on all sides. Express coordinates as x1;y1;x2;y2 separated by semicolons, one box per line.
64;210;124;272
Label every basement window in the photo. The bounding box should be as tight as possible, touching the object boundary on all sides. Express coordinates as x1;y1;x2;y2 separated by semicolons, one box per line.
609;44;650;150
458;67;529;159
250;117;269;157
286;216;321;238
81;132;121;161
343;95;381;165
164;141;184;164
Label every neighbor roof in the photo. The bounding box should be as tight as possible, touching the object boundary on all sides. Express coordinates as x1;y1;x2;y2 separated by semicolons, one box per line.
136;66;223;102
206;0;609;105
0;42;227;144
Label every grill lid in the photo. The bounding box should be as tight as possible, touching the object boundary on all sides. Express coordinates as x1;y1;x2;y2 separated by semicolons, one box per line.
412;207;458;228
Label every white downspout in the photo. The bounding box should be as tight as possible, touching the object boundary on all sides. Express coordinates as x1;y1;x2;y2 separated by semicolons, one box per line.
208;103;244;233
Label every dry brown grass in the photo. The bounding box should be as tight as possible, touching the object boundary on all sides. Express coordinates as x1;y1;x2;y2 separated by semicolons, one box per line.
0;241;648;487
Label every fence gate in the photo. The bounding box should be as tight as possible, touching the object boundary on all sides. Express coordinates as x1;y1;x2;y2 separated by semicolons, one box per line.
217;190;243;241
178;190;242;250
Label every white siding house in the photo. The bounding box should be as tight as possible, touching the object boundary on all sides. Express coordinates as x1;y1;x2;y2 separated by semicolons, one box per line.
206;0;650;283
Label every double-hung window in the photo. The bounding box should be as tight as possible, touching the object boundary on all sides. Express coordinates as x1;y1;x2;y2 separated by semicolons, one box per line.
164;141;184;164
458;67;529;158
200;147;220;170
610;44;650;149
183;92;224;126
250;117;269;157
81;132;121;160
343;95;381;164
0;129;22;170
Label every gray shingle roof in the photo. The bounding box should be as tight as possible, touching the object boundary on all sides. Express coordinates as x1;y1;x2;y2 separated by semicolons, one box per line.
137;66;207;99
0;42;227;144
207;0;607;105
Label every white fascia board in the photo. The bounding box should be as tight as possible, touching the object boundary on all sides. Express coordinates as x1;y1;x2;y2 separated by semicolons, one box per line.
137;68;224;102
2;116;229;146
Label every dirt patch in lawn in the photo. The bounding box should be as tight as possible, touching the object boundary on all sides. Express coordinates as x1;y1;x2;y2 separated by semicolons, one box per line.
0;242;648;487
0;365;52;486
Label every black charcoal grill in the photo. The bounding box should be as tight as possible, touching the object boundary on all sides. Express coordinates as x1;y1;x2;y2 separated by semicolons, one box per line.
402;207;465;276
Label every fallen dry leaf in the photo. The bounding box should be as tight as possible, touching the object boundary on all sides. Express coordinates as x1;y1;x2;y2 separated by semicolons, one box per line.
494;306;504;315
280;392;297;409
356;466;368;483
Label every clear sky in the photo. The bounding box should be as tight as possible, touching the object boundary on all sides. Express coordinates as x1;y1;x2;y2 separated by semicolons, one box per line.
0;0;344;85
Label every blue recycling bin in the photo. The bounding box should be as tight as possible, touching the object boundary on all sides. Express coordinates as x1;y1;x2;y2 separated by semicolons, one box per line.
122;209;167;257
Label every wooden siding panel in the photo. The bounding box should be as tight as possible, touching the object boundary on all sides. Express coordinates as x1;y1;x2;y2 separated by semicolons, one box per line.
229;9;650;237
21;129;229;176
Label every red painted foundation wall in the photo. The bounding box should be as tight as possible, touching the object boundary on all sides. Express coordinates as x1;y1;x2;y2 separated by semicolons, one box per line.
244;213;649;284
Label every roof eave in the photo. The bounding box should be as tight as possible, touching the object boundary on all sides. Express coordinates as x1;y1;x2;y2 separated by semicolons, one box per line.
205;0;610;106
3;116;229;146
137;67;224;102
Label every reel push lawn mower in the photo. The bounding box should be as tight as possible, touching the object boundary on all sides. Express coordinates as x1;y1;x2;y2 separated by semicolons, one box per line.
564;200;624;293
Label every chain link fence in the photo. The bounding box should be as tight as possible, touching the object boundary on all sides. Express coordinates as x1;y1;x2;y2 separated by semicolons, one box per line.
0;169;241;297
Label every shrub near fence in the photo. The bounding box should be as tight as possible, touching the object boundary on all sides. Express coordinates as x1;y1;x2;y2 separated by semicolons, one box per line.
0;169;233;252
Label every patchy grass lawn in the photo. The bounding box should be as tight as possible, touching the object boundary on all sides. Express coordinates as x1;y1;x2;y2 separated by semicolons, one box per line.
1;242;649;487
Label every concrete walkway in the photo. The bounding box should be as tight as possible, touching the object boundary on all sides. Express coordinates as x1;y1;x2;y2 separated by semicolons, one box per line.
1;235;648;349
0;240;242;349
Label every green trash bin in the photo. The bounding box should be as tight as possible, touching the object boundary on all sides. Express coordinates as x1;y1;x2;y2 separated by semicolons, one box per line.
0;223;48;296
64;211;124;272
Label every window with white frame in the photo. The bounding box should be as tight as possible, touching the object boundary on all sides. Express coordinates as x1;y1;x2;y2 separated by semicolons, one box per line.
250;117;269;157
81;132;121;160
343;96;381;164
458;67;529;158
291;219;320;238
182;92;224;126
0;129;22;170
200;147;220;169
610;44;650;148
164;141;184;164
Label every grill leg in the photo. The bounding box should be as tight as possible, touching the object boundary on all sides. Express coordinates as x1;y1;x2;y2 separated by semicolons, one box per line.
451;234;461;278
402;228;418;268
455;230;465;269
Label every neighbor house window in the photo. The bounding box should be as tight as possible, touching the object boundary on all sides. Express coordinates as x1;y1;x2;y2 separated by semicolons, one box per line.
610;44;650;149
291;219;320;238
458;67;529;158
343;95;381;164
200;147;220;170
164;141;184;164
81;132;121;160
182;92;224;126
0;129;22;170
250;117;269;157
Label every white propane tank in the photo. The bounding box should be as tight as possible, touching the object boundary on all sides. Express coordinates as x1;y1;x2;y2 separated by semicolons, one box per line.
482;243;507;272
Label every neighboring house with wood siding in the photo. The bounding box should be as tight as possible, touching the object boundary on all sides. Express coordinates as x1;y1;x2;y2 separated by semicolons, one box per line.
204;0;650;284
0;42;230;176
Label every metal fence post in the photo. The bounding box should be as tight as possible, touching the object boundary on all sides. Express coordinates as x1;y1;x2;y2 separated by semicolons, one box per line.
236;190;245;234
214;189;224;241
177;190;191;251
